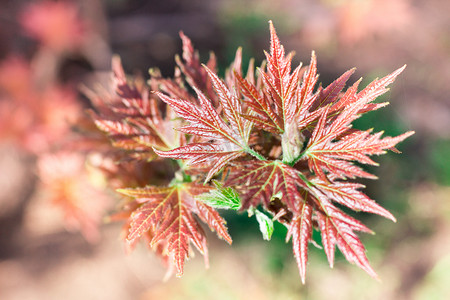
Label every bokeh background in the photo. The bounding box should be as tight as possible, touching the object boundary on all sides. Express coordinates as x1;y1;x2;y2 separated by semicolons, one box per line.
1;0;449;299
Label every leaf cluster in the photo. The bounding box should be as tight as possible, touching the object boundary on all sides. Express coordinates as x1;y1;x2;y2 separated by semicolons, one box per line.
90;21;413;282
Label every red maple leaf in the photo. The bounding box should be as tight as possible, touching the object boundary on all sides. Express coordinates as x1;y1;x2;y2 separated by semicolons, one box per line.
89;56;182;160
118;183;231;277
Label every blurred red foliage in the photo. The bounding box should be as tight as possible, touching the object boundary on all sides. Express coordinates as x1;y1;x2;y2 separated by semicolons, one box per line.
0;56;81;153
19;0;86;52
36;151;110;242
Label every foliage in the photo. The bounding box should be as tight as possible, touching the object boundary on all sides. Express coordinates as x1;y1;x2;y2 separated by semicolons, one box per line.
90;21;413;282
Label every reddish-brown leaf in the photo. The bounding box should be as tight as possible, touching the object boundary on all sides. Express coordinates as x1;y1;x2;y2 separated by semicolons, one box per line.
118;183;231;277
203;65;250;142
234;71;283;133
89;57;181;157
154;143;244;182
286;203;313;284
155;89;243;146
315;68;356;109
227;160;307;213
313;179;396;221
176;32;217;104
316;210;377;278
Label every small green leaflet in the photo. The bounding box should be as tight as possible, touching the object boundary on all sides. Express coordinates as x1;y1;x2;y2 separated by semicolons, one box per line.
198;181;241;210
254;209;274;241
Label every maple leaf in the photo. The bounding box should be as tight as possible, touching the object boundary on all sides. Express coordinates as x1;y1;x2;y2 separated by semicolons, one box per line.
316;210;377;278
232;23;325;163
154;57;254;180
118;182;231;277
226;160;308;213
304;103;414;180
175;32;218;105
286;202;313;284
302;187;377;276
88;56;182;160
311;178;395;221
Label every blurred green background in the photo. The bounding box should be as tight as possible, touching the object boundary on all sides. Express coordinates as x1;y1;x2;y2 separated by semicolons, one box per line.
0;0;449;299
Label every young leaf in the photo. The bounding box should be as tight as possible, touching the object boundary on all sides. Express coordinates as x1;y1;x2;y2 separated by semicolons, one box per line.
305;113;414;180
312;179;396;221
198;181;241;210
154;143;244;182
234;71;283;134
227;160;308;213
155;89;238;143
316;211;378;279
118;183;231;277
89;57;181;158
176;32;217;104
254;209;274;241
286;203;313;284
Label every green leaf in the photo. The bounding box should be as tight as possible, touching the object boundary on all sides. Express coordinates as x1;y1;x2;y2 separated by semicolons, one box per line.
198;181;241;210
255;209;274;241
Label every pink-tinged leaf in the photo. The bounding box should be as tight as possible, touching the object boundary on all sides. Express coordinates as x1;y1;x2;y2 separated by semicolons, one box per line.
155;90;240;145
88;57;182;155
126;196;167;243
286;203;313;284
118;186;175;243
308;104;330;150
333;217;378;279
323;130;414;165
305;120;414;180
357;65;406;105
313;179;396;221
225;47;242;86
259;69;284;114
297;106;324;130
316;68;356;109
284;64;302;124
203;151;244;182
264;21;305;125
316;212;336;267
330;78;361;112
312;189;373;234
203;65;247;140
227;160;307;213
154;143;244;182
112;56;143;101
297;51;318;116
196;201;232;244
227;161;279;209
117;183;231;277
265;21;288;102
310;67;407;145
240;113;282;134
92;117;159;153
148;68;197;104
234;71;283;133
176;32;217;104
316;210;377;279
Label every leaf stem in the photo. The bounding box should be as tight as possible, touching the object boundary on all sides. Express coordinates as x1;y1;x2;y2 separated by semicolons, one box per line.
288;150;308;166
245;147;266;161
